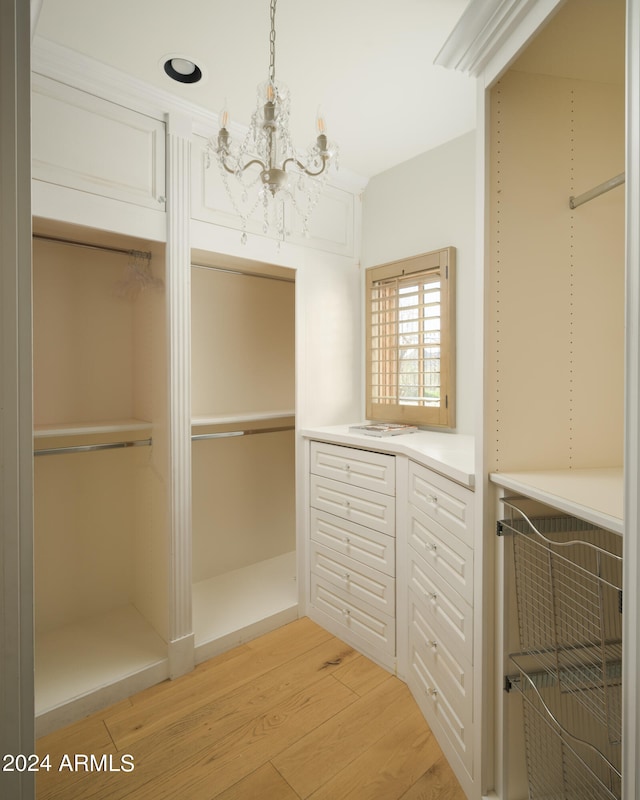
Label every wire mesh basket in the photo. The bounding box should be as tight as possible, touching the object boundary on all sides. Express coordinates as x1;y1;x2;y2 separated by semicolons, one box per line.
500;503;623;799
509;661;622;800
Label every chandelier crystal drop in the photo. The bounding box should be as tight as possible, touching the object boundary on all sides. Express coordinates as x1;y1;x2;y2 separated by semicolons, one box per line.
208;0;338;244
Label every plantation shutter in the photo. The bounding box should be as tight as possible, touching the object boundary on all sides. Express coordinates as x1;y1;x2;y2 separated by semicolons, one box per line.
365;247;455;428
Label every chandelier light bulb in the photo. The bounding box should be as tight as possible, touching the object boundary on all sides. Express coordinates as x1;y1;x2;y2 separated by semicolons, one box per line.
316;108;326;135
219;104;230;130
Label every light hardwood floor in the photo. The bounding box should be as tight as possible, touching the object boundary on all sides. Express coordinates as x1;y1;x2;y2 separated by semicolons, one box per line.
36;617;467;800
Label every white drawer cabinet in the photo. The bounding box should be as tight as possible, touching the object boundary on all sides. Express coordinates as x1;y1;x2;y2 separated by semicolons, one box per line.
406;459;475;782
408;602;473;773
304;433;476;796
310;509;395;576
408;461;474;548
408;504;473;605
308;441;396;668
310;575;396;655
309;475;395;537
408;588;472;712
310;541;395;616
310;441;395;495
407;545;473;666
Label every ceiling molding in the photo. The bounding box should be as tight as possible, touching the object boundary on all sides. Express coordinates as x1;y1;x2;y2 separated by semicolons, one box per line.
435;0;565;79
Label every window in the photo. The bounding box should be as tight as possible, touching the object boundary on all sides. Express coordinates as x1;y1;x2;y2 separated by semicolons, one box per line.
365;247;456;429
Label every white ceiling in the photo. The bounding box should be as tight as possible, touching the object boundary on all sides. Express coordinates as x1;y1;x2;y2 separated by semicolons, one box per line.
33;0;476;180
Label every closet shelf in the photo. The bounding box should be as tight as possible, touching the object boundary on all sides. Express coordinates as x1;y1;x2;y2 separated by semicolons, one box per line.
191;411;295;427
35;604;168;735
491;467;623;535
34;419;153;439
192;551;297;663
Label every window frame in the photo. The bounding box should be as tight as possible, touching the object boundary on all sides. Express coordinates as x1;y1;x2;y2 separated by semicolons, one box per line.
365;246;456;429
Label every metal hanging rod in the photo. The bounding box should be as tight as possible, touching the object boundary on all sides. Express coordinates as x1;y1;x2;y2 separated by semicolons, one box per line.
33;233;152;260
192;425;295;441
34;438;152;457
191;263;295;284
569;172;625;209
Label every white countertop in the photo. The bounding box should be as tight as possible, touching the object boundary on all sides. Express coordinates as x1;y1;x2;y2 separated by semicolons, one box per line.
300;425;475;488
490;467;623;535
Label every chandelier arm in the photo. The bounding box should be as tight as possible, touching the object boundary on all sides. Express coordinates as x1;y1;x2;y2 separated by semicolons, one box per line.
282;156;329;178
219;155;267;176
242;158;268;172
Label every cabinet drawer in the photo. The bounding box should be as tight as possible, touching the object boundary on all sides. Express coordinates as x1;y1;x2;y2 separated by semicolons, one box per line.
310;475;395;536
409;505;473;605
408;461;473;547
408;547;473;665
408;629;473;774
409;588;472;714
310;541;395;616
310;441;395;495
310;574;395;655
310;509;395;577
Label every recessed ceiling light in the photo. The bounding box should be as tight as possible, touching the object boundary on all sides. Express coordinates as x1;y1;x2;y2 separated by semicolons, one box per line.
163;56;203;84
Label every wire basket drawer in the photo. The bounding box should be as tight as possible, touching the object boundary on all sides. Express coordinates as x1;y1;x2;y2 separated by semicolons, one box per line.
508;661;622;800
500;505;623;799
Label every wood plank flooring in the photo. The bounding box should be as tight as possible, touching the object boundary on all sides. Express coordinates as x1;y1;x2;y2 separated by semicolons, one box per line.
36;617;467;800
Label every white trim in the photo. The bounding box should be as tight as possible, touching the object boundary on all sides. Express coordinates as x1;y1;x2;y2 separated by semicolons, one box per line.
166;112;194;675
435;0;565;84
168;633;196;679
624;1;640;797
30;0;42;40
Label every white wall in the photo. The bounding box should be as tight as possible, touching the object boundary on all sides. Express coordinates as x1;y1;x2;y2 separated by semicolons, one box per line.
360;131;476;435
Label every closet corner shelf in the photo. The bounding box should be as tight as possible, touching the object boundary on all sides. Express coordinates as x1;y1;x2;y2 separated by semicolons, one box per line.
490;466;623;535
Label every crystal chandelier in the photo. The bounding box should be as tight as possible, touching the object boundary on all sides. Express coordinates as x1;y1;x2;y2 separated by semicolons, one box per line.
209;0;337;244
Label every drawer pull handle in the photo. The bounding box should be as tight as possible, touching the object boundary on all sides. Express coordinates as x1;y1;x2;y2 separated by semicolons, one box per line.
427;639;438;649
428;543;437;553
344;573;350;581
426;687;438;698
342;608;351;617
345;464;351;471
427;592;437;602
343;537;350;545
427;494;438;504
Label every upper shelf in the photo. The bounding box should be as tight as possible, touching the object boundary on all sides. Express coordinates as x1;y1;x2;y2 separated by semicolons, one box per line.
490;467;623;535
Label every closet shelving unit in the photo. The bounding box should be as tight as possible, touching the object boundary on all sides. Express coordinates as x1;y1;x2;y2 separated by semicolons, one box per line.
32;227;170;734
480;0;626;795
190;262;297;663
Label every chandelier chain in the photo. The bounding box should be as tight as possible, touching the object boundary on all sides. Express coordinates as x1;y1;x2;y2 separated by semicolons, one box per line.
269;0;277;83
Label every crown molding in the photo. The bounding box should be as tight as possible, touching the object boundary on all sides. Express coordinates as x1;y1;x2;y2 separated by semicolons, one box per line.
435;0;565;82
